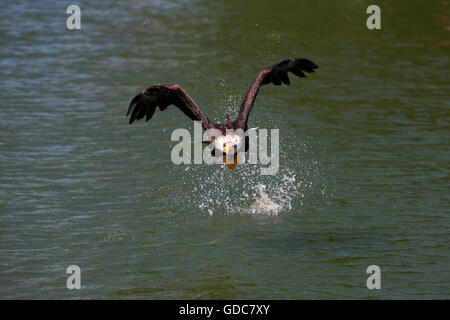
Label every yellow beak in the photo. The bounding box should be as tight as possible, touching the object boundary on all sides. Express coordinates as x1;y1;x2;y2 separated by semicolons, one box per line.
223;152;238;170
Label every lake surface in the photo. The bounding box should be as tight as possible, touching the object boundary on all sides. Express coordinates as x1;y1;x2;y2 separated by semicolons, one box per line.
0;0;448;299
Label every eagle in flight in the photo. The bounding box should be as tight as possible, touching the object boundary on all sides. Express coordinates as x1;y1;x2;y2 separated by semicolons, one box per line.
126;58;318;169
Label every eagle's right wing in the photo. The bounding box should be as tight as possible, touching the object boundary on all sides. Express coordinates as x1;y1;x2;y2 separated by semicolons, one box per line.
126;84;211;129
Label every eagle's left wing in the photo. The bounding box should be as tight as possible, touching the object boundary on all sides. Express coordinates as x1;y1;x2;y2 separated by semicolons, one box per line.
235;58;318;129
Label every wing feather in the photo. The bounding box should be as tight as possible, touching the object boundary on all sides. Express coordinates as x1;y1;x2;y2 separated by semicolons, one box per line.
235;58;318;128
126;84;210;129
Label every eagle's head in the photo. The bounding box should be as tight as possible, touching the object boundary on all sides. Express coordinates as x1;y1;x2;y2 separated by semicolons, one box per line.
212;134;243;170
211;127;257;170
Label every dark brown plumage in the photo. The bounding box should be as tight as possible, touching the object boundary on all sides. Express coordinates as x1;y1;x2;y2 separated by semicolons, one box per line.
126;58;318;155
235;58;318;130
126;84;210;127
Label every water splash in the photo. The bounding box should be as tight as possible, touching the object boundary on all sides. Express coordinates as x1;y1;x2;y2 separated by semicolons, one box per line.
173;157;314;216
249;184;281;215
169;104;327;216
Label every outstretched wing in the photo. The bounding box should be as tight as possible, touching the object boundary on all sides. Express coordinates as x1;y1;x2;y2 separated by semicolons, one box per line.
235;58;318;128
126;84;210;129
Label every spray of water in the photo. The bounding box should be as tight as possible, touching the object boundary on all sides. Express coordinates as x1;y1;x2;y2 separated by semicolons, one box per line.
168;73;327;216
170;131;324;216
249;184;281;215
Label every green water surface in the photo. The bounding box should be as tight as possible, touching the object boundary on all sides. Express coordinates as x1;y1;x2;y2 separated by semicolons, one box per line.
0;0;449;299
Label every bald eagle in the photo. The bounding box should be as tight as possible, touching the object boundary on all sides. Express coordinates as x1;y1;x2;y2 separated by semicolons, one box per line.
126;58;318;169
